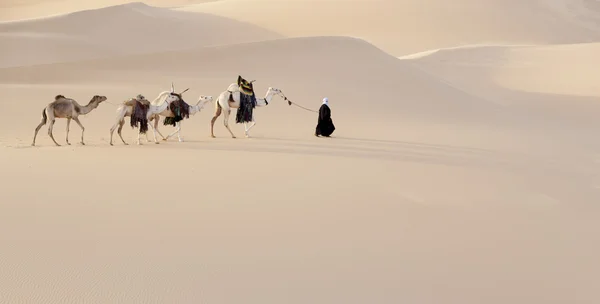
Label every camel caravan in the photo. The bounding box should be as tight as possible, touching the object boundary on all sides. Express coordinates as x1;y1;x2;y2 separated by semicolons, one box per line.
31;76;285;146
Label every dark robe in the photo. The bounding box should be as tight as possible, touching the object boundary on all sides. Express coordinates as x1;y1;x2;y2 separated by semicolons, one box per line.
315;103;335;137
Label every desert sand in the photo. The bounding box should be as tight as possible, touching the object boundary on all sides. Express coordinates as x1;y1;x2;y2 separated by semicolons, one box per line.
1;0;599;303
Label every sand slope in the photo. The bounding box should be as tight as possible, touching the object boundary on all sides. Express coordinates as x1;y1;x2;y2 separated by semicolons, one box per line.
0;2;281;67
180;0;600;56
404;42;600;96
1;1;600;304
401;42;600;140
0;35;535;146
0;0;215;21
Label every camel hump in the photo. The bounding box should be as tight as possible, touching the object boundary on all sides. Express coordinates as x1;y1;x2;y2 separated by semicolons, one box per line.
55;94;66;100
226;83;239;92
136;94;150;106
124;96;150;107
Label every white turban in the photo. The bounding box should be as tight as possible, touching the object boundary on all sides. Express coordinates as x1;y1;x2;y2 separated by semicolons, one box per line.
322;97;328;104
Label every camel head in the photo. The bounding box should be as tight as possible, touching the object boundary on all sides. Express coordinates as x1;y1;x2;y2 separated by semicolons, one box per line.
255;87;281;106
90;95;107;108
267;87;281;95
191;95;213;114
196;95;213;106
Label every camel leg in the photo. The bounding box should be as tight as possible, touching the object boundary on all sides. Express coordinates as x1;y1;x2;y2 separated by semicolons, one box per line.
148;120;159;144
143;119;151;142
110;120;121;146
117;119;128;145
176;121;183;142
147;115;164;142
210;106;222;138
166;121;183;142
110;108;127;146
47;119;60;146
165;121;178;139
65;118;72;145
136;128;143;145
145;125;151;142
73;117;85;145
149;116;167;141
32;114;47;147
144;116;152;142
246;120;257;138
223;109;236;139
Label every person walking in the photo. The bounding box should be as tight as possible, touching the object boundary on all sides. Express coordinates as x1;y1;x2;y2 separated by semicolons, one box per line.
315;97;335;137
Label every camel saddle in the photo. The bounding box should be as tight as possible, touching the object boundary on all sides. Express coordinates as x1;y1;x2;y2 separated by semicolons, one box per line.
124;94;150;108
233;76;258;124
164;98;190;126
126;94;150;133
237;75;255;96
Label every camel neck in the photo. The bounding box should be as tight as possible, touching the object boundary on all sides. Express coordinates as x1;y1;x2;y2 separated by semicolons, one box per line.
79;103;96;115
159;101;171;111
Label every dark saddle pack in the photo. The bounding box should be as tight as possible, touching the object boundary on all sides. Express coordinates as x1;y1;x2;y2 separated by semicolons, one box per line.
232;75;257;123
127;94;150;133
164;98;190;126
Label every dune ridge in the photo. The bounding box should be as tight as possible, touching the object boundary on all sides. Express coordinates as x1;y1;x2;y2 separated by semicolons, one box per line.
0;0;217;21
0;2;282;67
180;0;600;56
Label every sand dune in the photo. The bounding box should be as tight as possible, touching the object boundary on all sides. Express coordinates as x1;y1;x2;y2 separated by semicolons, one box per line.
1;1;600;303
401;42;600;137
404;42;600;96
0;36;524;135
180;0;600;56
0;2;281;67
0;0;215;21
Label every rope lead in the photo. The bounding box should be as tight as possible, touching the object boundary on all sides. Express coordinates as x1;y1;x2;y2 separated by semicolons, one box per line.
281;94;318;113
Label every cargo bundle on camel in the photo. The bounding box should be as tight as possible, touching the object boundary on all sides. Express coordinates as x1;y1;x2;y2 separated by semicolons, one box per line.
210;75;282;138
128;95;151;134
235;75;257;124
146;86;213;143
109;84;186;146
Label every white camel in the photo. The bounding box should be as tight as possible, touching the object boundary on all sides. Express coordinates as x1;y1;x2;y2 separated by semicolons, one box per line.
147;94;214;142
210;84;281;138
109;84;187;145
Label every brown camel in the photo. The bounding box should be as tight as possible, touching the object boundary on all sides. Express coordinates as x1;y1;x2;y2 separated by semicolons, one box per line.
32;94;107;146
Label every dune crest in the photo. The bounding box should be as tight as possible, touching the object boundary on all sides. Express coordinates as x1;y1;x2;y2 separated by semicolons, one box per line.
406;42;600;97
180;0;600;56
0;0;215;21
0;2;282;67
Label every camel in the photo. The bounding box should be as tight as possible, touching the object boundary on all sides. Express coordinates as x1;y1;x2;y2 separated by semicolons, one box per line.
147;94;214;142
109;84;188;146
210;84;281;138
32;94;107;146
